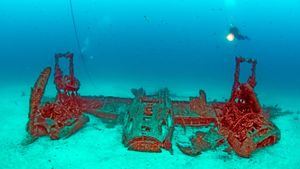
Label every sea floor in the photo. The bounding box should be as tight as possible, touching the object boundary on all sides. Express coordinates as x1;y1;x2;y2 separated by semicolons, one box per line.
0;82;299;169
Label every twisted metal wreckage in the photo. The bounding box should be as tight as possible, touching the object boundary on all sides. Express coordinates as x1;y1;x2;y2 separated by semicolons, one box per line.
25;52;281;158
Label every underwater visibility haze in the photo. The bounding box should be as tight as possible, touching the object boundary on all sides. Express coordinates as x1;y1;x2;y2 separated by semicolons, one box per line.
0;0;299;169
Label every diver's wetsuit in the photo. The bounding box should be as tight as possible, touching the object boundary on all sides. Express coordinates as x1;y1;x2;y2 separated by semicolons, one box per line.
230;26;250;40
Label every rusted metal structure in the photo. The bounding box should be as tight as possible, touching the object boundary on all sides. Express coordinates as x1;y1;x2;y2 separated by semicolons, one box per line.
122;88;174;153
25;52;116;144
213;57;280;157
175;57;280;157
25;54;281;158
173;90;216;127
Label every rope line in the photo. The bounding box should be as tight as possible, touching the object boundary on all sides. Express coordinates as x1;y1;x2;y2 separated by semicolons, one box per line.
68;0;97;90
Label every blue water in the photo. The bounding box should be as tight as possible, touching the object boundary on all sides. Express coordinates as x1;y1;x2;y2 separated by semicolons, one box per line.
0;0;300;168
1;0;300;90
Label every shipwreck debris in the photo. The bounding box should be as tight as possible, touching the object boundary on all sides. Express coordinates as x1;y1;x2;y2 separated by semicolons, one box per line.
24;54;282;158
174;57;280;157
213;57;280;157
122;88;174;153
24;52;116;144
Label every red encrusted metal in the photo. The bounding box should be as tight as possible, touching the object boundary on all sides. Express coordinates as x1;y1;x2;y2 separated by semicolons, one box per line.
25;54;281;158
213;57;280;157
27;67;52;139
173;90;221;156
174;57;280;157
54;53;80;94
177;128;224;156
173;90;216;127
26;52;116;143
122;88;174;153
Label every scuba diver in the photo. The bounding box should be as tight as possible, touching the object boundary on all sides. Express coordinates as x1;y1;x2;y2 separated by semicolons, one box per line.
228;25;250;41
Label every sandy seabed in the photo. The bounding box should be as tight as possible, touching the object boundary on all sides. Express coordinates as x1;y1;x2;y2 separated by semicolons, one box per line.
0;82;299;169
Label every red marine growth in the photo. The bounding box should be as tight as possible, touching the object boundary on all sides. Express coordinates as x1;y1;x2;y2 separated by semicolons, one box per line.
122;88;174;153
214;57;280;157
174;57;280;157
25;52;116;144
24;54;281;158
